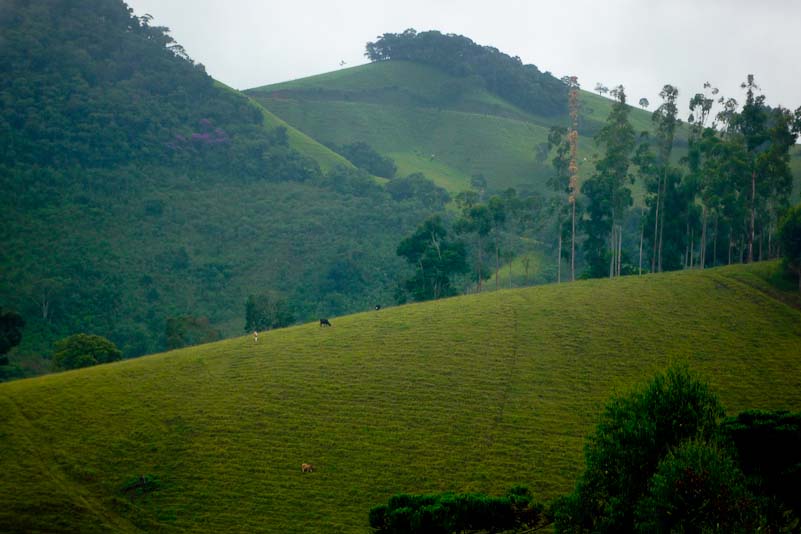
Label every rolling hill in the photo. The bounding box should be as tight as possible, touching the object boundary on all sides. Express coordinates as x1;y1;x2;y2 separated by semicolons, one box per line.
247;60;801;201
2;261;800;532
246;60;676;195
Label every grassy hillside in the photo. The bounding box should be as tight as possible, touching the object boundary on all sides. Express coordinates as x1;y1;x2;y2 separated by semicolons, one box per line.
2;262;800;532
246;61;669;195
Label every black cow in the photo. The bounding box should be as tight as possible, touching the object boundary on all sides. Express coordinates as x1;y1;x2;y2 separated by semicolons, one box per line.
374;304;381;311
319;318;332;327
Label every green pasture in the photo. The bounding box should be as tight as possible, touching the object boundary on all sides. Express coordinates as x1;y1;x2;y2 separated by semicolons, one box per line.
2;262;800;532
245;60;702;197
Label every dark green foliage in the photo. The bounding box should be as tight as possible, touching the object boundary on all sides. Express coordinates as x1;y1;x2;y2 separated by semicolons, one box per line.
720;410;801;525
396;216;468;301
369;486;544;533
323;164;383;197
635;441;758;533
244;294;295;332
0;0;438;371
553;365;724;532
386;173;451;209
334;141;397;178
778;204;801;291
0;0;263;169
53;333;122;370
365;29;566;116
0;308;25;358
165;316;221;350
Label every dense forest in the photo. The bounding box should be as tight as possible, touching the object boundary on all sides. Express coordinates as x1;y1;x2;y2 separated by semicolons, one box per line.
0;0;440;378
365;29;567;116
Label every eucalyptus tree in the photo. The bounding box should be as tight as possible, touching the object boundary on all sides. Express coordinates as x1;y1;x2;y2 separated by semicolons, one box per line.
546;126;571;282
650;84;680;272
581;85;635;278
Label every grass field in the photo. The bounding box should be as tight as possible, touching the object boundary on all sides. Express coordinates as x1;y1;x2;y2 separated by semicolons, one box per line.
2;262;800;532
245;61;687;196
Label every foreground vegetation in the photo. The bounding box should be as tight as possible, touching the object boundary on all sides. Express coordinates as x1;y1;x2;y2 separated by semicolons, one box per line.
1;262;800;532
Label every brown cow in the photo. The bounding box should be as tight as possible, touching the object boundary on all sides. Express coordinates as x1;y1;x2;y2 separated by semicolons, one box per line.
301;463;314;473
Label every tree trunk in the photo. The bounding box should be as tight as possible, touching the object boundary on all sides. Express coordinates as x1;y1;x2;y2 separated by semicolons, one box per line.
609;224;616;279
689;228;694;269
571;201;576;282
748;169;756;263
685;221;691;268
713;217;718;267
639;217;644;275
758;231;763;262
700;206;707;269
651;175;661;272
658;171;666;272
728;233;732;265
494;233;500;291
477;235;483;292
557;230;562;284
617;224;623;276
768;226;772;259
524;256;530;286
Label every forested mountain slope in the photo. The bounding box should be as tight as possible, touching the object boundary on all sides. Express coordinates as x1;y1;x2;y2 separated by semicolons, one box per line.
1;262;800;532
0;0;437;374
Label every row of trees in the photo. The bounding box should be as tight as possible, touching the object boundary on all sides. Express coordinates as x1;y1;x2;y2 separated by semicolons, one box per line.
395;185;547;302
395;75;800;303
554;76;800;280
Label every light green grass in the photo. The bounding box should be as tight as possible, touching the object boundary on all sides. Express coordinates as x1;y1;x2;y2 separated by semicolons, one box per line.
2;262;801;532
246;61;673;196
217;79;352;172
251;97;560;193
247;61;800;201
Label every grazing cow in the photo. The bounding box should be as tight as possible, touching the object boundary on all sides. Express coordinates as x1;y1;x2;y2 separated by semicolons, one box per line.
253;330;259;343
301;463;314;473
374;304;381;311
319;318;332;327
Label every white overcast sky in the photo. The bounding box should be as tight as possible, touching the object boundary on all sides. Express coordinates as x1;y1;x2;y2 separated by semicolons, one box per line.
125;0;801;116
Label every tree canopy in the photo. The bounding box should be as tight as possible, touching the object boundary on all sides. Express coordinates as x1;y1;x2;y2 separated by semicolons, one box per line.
53;333;122;370
365;29;567;116
396;216;468;301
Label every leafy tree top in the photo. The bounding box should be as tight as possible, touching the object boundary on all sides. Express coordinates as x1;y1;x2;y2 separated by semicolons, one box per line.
53;333;122;370
365;29;567;116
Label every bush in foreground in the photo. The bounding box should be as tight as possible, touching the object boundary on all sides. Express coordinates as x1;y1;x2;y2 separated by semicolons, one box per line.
369;486;544;533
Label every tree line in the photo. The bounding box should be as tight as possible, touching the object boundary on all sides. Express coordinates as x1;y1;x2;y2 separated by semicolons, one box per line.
394;75;801;303
566;77;800;280
365;29;567;116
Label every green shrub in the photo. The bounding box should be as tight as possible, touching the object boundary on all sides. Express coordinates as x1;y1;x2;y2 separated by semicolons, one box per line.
635;440;758;533
53;333;122;370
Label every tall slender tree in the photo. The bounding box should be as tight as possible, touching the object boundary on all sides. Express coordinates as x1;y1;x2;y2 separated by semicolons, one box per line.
567;76;581;281
687;84;716;269
650;85;680;272
547;126;571;282
581;85;635;278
